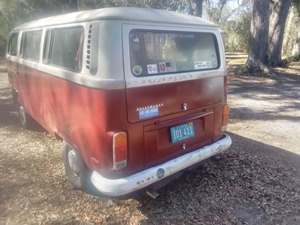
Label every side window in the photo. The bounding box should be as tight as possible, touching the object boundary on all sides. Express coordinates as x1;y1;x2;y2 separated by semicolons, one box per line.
21;30;42;62
43;26;84;72
8;33;19;56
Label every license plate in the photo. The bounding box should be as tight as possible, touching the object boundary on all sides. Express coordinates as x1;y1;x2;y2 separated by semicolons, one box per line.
170;122;195;144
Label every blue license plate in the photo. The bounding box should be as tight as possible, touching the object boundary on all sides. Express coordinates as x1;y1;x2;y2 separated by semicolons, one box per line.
170;122;195;144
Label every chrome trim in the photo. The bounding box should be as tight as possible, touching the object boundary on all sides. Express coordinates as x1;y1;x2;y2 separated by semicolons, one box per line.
125;71;226;88
90;134;232;197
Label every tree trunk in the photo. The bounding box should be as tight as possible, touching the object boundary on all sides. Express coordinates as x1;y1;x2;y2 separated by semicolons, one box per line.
187;0;193;15
247;0;270;72
216;0;228;23
193;0;204;17
282;6;300;58
268;0;292;66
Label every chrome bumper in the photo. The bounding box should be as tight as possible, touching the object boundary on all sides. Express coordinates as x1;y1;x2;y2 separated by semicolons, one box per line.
90;134;232;197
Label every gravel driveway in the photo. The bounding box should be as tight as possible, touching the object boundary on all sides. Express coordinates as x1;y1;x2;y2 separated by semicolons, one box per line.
0;58;300;225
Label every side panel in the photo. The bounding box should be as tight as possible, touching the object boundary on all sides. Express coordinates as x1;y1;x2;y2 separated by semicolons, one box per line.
16;65;129;177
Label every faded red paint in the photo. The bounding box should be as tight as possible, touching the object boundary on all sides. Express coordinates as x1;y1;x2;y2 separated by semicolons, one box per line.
8;63;227;178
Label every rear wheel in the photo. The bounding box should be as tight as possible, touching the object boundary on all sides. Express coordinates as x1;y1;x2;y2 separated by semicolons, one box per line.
18;105;35;129
11;89;18;107
63;143;86;189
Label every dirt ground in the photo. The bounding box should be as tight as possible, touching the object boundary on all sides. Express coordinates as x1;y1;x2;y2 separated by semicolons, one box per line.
0;56;300;225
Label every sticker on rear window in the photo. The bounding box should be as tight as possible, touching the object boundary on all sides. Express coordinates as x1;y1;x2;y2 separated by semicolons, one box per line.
147;64;158;74
158;61;176;73
132;65;143;76
194;61;210;70
158;62;167;73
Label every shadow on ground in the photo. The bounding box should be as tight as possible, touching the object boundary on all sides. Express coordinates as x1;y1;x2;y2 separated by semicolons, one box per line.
229;73;300;123
137;133;300;225
0;85;18;127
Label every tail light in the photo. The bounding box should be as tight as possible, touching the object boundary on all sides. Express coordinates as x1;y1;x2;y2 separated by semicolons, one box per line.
112;132;128;170
222;104;230;131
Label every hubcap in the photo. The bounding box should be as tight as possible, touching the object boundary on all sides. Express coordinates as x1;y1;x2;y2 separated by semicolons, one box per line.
67;150;80;175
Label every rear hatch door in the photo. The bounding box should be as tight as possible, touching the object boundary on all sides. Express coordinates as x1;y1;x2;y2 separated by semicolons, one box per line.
122;24;225;166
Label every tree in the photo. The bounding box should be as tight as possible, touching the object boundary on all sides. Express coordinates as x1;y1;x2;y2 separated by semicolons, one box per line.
194;0;204;17
185;0;204;17
205;0;251;25
248;0;294;70
205;0;228;23
293;0;300;13
247;0;270;71
268;0;292;66
0;0;190;56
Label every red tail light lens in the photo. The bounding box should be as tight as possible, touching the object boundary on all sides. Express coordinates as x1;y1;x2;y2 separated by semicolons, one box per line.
112;132;128;170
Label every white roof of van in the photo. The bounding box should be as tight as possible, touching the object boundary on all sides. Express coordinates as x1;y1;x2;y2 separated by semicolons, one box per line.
14;7;217;30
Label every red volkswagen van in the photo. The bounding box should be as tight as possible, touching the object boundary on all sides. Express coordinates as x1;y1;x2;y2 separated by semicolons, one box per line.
6;7;231;197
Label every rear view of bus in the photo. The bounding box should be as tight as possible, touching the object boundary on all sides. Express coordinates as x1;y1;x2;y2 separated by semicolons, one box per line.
7;7;231;198
90;10;232;196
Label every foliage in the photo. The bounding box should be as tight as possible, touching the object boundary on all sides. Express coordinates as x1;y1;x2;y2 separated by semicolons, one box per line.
282;5;300;59
0;0;297;57
293;0;300;13
205;0;251;52
0;0;180;56
223;12;251;52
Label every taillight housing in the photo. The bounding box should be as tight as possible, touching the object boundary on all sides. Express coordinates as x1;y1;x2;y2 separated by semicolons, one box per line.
112;131;128;170
222;104;230;131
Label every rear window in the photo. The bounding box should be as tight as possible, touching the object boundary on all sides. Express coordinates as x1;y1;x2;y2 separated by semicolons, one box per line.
129;30;220;76
21;30;42;61
43;26;84;72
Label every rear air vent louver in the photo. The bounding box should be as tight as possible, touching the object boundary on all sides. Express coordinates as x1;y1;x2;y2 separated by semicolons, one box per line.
86;24;92;70
86;23;98;75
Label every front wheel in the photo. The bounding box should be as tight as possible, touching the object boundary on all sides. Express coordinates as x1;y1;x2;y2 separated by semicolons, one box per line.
63;143;86;189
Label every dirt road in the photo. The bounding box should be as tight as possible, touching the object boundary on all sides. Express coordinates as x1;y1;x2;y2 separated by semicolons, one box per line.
1;58;300;225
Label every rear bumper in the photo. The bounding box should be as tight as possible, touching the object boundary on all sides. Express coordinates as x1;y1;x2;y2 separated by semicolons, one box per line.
90;134;232;197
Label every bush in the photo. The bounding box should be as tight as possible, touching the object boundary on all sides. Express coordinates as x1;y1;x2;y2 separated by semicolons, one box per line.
223;12;251;53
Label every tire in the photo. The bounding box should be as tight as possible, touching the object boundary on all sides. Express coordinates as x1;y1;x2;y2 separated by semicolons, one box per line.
11;89;18;107
18;105;35;129
63;143;87;190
